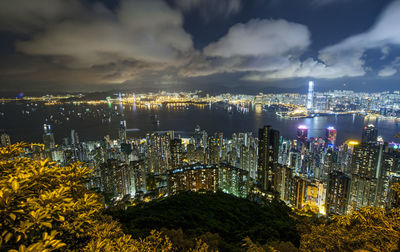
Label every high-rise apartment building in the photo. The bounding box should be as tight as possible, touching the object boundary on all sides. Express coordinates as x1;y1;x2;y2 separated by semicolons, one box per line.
258;125;280;193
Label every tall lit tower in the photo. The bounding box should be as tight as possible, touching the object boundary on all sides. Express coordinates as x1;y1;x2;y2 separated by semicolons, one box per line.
119;120;127;143
258;125;280;193
325;126;337;146
297;125;308;143
43;124;55;152
306;81;314;112
362;124;378;145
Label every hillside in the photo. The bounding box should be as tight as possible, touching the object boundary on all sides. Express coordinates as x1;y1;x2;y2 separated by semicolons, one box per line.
109;191;300;251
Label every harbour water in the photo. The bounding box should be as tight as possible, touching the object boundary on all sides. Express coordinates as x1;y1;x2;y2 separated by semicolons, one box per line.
1;101;400;144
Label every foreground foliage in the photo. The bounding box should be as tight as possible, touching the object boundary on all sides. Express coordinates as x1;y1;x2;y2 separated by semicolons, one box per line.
300;206;400;251
0;143;203;251
300;183;400;251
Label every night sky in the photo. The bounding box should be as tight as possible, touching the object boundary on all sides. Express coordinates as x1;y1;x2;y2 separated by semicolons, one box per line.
0;0;399;93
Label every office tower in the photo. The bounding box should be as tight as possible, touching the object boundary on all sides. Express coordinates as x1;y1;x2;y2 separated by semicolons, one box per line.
70;129;79;145
119;120;127;143
43;124;55;153
326;171;351;215
306;81;314;112
325;126;337;146
362;124;378;145
258;125;280;193
170;138;183;169
297;125;308;143
194;125;202;147
0;132;11;146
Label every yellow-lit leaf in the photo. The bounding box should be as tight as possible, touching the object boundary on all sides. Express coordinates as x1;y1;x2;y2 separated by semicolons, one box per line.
42;222;52;229
9;213;16;221
4;232;12;243
11;180;19;191
18;244;27;252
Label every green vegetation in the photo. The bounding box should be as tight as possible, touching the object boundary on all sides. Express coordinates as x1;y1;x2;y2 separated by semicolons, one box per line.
110;191;300;251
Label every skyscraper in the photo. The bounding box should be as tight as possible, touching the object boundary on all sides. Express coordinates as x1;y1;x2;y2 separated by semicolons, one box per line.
297;125;308;143
347;143;383;212
71;129;79;145
326;171;351;215
170;138;183;169
258;125;280;193
0;132;11;147
362;124;378;145
43;124;55;153
119;120;127;143
325;126;337;146
306;81;314;112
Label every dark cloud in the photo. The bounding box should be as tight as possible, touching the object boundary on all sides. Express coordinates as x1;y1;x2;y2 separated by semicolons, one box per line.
0;0;82;32
174;0;242;22
0;0;398;91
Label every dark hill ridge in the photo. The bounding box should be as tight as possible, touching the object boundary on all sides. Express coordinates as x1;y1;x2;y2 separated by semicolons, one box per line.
109;191;300;251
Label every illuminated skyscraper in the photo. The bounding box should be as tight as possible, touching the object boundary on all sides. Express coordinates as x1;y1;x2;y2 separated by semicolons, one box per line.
258;125;280;193
348;143;382;212
0;132;11;147
119;120;127;143
170;138;183;169
306;81;314;112
297;125;308;143
362;124;378;145
325;126;337;146
71;129;79;145
43;124;55;152
326;171;350;215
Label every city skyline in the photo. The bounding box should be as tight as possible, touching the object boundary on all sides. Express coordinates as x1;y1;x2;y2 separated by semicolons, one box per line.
0;0;400;93
3;118;398;217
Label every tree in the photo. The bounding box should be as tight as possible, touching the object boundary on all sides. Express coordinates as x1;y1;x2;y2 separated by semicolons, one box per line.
300;186;400;251
0;143;195;251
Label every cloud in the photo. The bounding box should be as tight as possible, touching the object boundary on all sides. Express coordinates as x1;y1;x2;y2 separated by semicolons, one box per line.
311;0;400;77
5;0;194;85
378;66;397;77
183;17;365;80
239;0;400;81
174;0;242;21
2;0;399;88
243;56;365;81
203;19;310;57
16;0;193;67
0;54;166;85
377;56;400;77
380;46;391;60
0;0;82;32
309;0;355;7
180;19;312;77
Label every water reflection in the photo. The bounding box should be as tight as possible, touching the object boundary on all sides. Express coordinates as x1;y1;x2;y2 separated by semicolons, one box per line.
1;102;400;144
